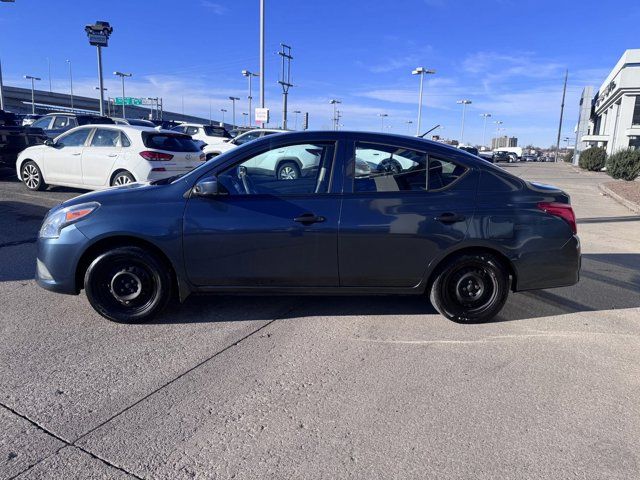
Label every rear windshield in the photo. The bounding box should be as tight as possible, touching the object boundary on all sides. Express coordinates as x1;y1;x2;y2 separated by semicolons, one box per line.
142;132;201;152
203;125;231;138
76;116;115;126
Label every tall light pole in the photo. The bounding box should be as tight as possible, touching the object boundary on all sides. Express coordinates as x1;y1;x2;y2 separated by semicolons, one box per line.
456;99;472;144
146;97;158;120
46;57;52;92
480;113;492;148
85;22;113;117
229;96;239;129
378;113;388;131
220;108;227;125
405;120;413;134
259;0;265;110
0;58;4;111
242;69;258;127
114;71;131;118
24;75;41;114
412;66;435;136
242;112;248;127
95;87;109;115
493;120;503;149
329;99;341;130
293;110;301;130
66;60;74;110
554;69;569;162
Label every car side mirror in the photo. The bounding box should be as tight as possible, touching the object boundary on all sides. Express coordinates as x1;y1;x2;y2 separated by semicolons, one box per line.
193;176;219;197
44;139;55;147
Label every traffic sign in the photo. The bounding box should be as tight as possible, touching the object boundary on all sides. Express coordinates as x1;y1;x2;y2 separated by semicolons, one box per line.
114;97;142;106
255;107;269;124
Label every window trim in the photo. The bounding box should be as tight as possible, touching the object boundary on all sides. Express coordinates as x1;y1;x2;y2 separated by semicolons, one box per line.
216;140;338;197
347;140;471;195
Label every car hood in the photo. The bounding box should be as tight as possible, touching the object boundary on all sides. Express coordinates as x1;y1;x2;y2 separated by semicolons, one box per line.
56;181;158;210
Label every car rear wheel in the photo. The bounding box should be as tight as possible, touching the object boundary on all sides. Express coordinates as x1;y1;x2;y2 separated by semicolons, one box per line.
21;161;47;191
277;161;300;180
429;252;509;323
84;246;172;323
111;170;135;186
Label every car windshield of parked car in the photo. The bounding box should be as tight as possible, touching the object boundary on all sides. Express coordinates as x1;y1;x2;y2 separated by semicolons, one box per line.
233;131;262;145
217;142;335;195
57;128;91;147
203;125;231;138
52;116;75;129
142;133;201;152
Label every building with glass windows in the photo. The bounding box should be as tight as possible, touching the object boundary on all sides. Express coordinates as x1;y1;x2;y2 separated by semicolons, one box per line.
582;49;640;153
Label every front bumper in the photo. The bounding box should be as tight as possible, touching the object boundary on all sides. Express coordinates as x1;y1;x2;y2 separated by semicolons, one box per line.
35;224;89;295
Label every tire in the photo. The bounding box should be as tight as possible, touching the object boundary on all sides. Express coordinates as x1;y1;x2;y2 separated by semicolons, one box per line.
84;246;172;323
277;161;300;180
111;170;135;186
429;252;509;323
21;161;47;191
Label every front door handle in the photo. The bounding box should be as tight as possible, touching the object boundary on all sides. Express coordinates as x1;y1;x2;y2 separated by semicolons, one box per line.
294;213;326;225
71;152;81;156
435;212;466;224
107;153;118;157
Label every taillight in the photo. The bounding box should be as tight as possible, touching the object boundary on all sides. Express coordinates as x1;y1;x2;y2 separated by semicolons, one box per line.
538;202;577;234
140;151;173;161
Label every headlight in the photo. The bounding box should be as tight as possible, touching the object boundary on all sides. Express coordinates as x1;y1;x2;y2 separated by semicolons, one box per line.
39;202;100;239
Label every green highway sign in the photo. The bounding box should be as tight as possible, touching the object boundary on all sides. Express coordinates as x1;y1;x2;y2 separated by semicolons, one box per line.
114;97;142;106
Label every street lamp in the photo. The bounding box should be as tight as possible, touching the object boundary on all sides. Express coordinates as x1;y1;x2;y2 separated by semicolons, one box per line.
480;113;492;148
242;69;259;127
293;110;301;130
456;99;472;144
378;113;388;131
113;71;132;118
405;120;413;134
229;96;240;129
146;97;158;120
66;60;74;110
24;75;41;114
329;99;341;130
412;66;435;136
220;108;227;125
493;120;503;149
242;112;248;127
95;87;109;115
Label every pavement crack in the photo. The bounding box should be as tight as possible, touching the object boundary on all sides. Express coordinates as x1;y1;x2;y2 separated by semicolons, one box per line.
0;237;37;249
72;302;299;445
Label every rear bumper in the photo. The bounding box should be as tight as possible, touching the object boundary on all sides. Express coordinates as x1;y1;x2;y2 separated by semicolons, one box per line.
513;235;581;291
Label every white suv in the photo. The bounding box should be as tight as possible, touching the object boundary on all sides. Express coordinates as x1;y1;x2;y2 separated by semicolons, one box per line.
202;128;287;159
17;125;204;191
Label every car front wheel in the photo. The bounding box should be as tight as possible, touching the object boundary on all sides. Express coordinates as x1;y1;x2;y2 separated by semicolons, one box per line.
21;161;47;191
429;252;509;323
84;246;172;323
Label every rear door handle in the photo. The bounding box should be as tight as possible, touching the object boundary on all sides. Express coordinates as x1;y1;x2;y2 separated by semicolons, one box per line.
435;212;466;224
107;154;118;157
71;152;81;156
294;213;326;225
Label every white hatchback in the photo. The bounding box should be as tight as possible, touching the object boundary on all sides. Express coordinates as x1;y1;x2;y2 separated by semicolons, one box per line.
16;125;204;191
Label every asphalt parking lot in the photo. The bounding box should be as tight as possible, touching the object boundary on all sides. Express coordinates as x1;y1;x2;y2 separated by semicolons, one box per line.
1;162;639;479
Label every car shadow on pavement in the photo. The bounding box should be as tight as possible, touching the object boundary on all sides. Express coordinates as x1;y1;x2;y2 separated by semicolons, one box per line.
150;253;640;324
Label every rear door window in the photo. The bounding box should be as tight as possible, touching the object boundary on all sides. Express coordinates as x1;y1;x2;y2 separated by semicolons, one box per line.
428;156;468;190
90;129;120;147
353;143;428;192
52;116;72;129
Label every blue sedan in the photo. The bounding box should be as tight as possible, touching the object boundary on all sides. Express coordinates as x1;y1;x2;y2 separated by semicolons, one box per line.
35;131;580;323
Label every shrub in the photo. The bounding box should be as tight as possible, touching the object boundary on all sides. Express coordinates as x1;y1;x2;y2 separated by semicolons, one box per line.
563;151;574;163
606;148;640;181
578;147;607;171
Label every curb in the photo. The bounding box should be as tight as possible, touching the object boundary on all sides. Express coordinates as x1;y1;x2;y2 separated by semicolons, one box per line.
599;184;640;214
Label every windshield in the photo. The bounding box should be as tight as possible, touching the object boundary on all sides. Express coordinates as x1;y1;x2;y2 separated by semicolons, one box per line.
203;125;231;138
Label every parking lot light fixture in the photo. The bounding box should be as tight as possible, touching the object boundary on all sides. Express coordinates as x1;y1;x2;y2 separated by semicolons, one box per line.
378;113;388;131
329;99;341;130
456;99;472;144
229;96;240;129
220;108;227;125
24;75;41;114
242;112;248;127
242;70;259;126
480;113;492;147
493;120;503;149
412;67;435;136
66;60;74;110
113;71;132;118
293;110;301;130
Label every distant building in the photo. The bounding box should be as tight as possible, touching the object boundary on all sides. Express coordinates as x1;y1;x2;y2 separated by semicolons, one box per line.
582;49;640;154
573;86;594;166
491;136;518;149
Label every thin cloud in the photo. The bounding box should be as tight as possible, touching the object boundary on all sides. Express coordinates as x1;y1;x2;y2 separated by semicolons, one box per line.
200;1;228;15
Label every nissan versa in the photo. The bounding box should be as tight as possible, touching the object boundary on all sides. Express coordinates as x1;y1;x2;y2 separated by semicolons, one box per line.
35;131;580;323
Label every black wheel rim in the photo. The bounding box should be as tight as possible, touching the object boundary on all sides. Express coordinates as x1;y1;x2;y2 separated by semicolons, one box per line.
91;256;159;317
443;264;499;315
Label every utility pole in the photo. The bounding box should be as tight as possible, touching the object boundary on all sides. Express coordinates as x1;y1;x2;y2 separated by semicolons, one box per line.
278;43;293;130
229;96;239;129
329;99;341;130
554;69;568;163
480;113;492;148
66;60;74;109
259;0;265;110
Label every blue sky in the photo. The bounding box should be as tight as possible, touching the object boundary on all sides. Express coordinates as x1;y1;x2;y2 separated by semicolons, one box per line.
1;0;639;146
